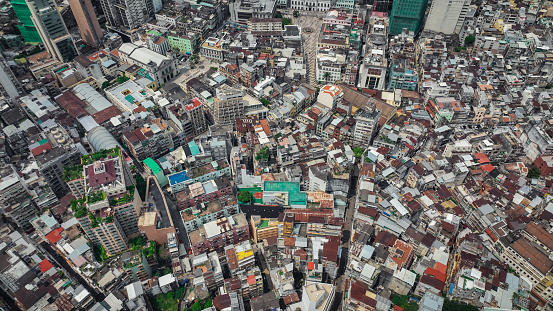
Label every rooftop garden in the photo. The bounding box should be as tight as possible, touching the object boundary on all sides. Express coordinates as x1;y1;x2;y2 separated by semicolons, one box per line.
63;164;83;182
71;199;88;218
81;147;121;165
256;147;270;161
109;188;134;207
89;211;113;228
143;241;156;258
87;191;106;204
93;244;108;262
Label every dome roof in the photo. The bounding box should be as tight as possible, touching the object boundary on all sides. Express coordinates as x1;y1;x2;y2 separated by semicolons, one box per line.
87;126;120;151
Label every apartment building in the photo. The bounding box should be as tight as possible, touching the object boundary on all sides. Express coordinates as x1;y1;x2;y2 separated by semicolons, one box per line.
352;109;381;148
179;194;239;233
358;15;388;90
188;213;250;255
250;215;279;243
230;0;276;22
247;18;283;32
497;237;553;285
118;43;177;87
0;165;39;230
70;148;139;256
213;86;246;126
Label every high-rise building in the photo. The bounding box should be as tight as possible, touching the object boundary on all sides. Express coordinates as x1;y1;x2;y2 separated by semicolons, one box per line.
389;0;428;35
0;165;39;230
30;127;83;199
424;0;470;34
372;0;393;13
26;0;78;62
11;0;42;43
0;54;23;101
68;0;103;47
69;147;140;256
101;0;153;35
352;108;381;147
213;86;245;126
358;15;388;90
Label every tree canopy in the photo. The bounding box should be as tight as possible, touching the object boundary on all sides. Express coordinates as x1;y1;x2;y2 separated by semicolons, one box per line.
465;35;476;46
527;166;541;179
237;191;253;204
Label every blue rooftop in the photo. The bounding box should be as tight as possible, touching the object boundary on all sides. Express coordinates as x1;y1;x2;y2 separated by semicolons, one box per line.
169;171;190;185
188;141;200;156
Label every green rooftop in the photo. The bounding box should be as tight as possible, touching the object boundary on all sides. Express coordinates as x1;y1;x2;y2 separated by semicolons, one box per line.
259;219;269;228
125;94;135;104
143;158;162;174
263;181;306;206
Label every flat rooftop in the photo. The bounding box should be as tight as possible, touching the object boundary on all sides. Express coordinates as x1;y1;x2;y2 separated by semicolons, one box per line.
180;195;237;222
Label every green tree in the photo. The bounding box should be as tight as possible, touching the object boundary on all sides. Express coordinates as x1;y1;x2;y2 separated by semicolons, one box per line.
116;75;130;84
465;35;476;46
101;81;111;89
282;18;292;26
237;191;253;204
353;147;364;158
260;98;271;107
324;71;331;83
442;298;478;311
293;11;299;17
546;83;553;89
527;166;541;179
134;174;147;201
191;301;202;311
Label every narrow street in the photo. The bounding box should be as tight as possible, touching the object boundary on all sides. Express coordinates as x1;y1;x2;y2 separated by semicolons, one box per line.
330;165;359;309
40;242;105;302
164;193;189;249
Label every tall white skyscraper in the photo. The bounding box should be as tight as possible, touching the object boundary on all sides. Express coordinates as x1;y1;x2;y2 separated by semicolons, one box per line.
424;0;471;34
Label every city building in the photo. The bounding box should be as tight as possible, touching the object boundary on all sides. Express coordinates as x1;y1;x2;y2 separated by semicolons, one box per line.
0;165;39;230
137;177;177;244
247;18;283;32
68;0;103;47
11;0;42;42
352;108;381;148
27;0;78;62
69;148;139;256
230;0;276;22
389;0;428;34
118;43;177;87
250;215;278;243
188;213;250;255
167;31;199;55
121;250;153;282
100;0;153;39
213;86;246;126
424;0;470;34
